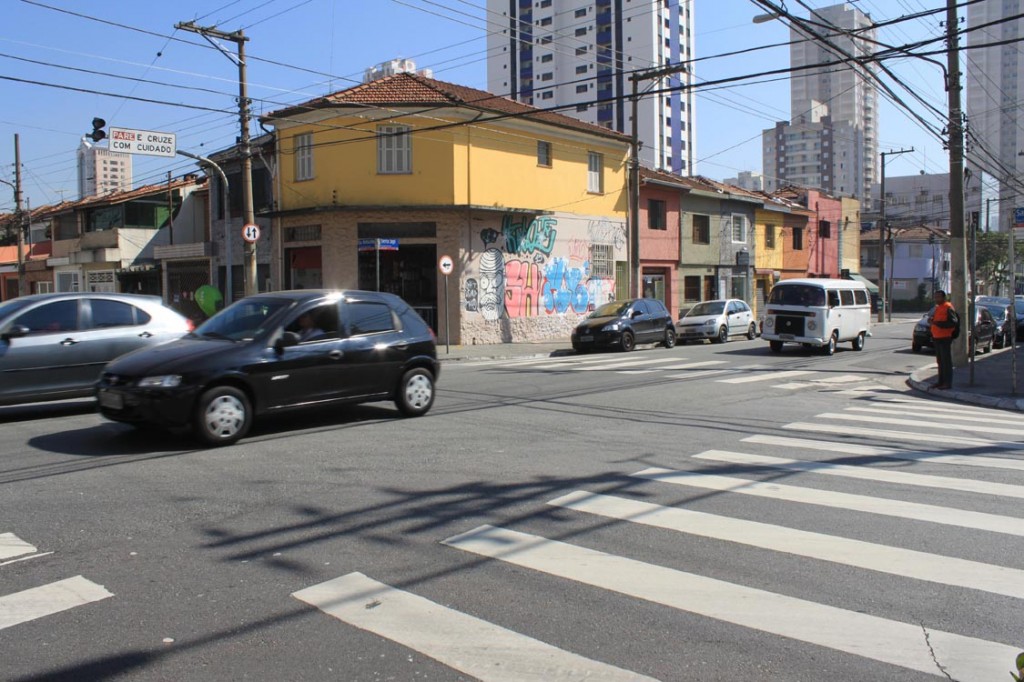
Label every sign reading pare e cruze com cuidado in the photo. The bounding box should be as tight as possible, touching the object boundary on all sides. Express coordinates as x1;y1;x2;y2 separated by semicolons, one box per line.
109;127;177;158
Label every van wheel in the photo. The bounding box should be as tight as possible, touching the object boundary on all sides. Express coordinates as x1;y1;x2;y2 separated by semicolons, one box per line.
713;326;728;344
746;322;758;340
194;386;251;446
822;332;838;356
395;368;435;417
769;340;783;353
852;332;865;351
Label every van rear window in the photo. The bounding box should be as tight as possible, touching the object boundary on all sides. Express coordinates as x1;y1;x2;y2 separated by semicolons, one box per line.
854;290;868;305
767;285;825;306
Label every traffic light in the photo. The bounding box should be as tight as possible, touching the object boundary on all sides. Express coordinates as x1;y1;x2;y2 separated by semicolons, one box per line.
88;117;106;142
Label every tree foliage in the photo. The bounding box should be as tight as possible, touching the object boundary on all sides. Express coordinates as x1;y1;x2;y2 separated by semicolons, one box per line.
974;231;1024;295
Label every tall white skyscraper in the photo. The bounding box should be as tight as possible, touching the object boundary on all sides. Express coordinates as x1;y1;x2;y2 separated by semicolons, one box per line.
762;3;877;205
77;138;132;199
485;0;695;175
965;0;1023;229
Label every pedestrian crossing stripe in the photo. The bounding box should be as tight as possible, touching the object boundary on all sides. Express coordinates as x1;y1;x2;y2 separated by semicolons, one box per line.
547;490;1024;600
822;411;1024;437
0;533;36;561
0;576;113;631
784;421;1024;449
617;360;727;374
632;467;1024;537
742;434;1024;472
845;405;1024;426
442;525;1017;682
691;449;1024;499
292;572;656;682
716;369;816;384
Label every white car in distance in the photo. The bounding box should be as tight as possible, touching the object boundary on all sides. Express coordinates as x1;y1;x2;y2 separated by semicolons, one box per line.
675;299;757;344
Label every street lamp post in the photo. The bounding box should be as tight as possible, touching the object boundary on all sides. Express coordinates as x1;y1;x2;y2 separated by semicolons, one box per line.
1;134;26;297
877;147;913;322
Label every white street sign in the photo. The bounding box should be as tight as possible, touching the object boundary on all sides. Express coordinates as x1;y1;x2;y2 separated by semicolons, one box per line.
438;254;454;276
242;224;261;243
109;127;176;157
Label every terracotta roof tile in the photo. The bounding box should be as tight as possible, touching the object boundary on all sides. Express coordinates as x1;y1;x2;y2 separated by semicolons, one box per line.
265;72;628;142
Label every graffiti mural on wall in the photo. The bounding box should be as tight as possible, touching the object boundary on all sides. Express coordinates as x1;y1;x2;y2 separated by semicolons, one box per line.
465;214;621;320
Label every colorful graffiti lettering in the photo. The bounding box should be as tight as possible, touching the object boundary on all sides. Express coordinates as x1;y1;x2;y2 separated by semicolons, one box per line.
587;219;626;250
567;238;589;263
505;260;543;318
543;258;590;314
502;215;557;257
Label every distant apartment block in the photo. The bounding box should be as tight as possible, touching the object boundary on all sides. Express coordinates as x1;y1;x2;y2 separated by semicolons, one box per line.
77;138;132;199
723;171;765;192
762;3;877;205
486;0;695;175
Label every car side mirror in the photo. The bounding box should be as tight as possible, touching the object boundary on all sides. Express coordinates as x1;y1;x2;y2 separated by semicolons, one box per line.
1;325;29;342
274;331;300;352
631;310;643;319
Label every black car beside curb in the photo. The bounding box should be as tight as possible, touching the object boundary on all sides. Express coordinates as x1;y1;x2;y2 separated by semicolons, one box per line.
97;290;439;446
571;298;675;352
912;304;996;355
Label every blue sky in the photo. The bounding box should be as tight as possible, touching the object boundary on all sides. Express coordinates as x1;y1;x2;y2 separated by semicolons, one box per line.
0;0;953;212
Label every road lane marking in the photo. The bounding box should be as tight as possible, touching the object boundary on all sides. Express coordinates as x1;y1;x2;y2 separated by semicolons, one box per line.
0;533;36;561
631;468;1024;537
0;576;113;630
717;370;816;384
820;412;1024;437
742;435;1024;471
547;490;1024;600
292;572;655;682
665;369;732;381
573;357;691;371
442;525;1016;682
783;422;1024;449
691;450;1024;499
844;405;1024;426
618;360;729;375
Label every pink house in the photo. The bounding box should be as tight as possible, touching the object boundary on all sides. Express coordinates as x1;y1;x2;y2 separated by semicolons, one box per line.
776;187;841;278
639;168;688;316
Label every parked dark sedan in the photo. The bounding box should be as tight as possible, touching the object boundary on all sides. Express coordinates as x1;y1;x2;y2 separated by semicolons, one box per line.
978;300;1013;349
912;305;996;354
571;298;675;352
0;292;192;406
96;290;439;446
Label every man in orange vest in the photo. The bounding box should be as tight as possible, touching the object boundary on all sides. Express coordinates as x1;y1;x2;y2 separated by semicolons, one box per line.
929;289;956;389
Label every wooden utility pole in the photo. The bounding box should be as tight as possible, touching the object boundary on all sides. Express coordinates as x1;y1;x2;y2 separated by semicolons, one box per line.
175;21;256;298
14;134;26;297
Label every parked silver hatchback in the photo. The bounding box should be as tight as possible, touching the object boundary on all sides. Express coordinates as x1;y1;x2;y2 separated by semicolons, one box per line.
0;293;192;406
676;299;757;344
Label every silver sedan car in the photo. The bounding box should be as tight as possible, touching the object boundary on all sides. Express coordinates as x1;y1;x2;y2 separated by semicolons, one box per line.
0;292;192;406
676;298;757;344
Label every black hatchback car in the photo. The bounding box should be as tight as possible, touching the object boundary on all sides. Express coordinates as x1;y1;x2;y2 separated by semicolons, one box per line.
571;298;675;352
96;290;439;446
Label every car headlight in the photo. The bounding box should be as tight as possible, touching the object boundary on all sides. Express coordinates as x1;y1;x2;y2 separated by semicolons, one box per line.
807;319;817;331
765;318;774;329
703;319;717;326
601;322;621;332
137;375;183;388
915;323;928;332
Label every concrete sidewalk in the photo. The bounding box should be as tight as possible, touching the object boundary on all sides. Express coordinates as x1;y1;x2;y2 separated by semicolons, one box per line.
907;344;1024;412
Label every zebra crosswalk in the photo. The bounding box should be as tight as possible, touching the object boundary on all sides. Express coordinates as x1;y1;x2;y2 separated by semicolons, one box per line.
293;394;1024;681
0;533;112;631
453;352;889;392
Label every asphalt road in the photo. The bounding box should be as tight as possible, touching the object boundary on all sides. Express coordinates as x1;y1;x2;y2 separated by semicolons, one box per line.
2;320;1022;682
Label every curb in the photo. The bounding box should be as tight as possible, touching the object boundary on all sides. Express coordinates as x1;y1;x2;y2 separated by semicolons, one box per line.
907;371;1024;413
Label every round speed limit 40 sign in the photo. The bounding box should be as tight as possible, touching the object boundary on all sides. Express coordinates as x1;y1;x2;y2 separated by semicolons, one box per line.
438;254;454;276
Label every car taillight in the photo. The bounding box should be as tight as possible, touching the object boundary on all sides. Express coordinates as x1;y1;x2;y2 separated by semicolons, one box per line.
186;319;196;332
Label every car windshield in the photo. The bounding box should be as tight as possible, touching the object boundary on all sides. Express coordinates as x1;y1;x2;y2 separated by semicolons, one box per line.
687;301;725;316
589;301;630;318
767;285;826;306
0;297;38;322
194;298;294;341
981;304;1007;321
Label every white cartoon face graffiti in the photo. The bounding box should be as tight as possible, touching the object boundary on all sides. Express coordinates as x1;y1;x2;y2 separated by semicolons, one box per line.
478;248;506;321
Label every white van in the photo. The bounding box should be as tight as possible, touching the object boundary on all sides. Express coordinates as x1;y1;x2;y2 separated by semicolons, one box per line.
762;278;872;355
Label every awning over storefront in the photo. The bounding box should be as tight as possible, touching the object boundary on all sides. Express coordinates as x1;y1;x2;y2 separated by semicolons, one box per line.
846;272;879;294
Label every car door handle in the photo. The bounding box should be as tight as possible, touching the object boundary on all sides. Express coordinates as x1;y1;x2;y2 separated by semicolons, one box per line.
60;337;79;346
138;331;153;338
329;350;344;360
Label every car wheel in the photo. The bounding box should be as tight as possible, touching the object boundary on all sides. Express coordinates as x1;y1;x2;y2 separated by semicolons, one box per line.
663;328;676;349
620;330;635;352
822;332;837;356
713;326;728;344
852;332;865;351
395;368;435;417
769;340;783;353
912;342;921;353
746;322;757;340
194;386;251;447
984;337;993;354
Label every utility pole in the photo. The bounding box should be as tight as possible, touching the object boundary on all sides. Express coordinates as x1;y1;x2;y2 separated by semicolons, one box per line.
946;0;968;366
14;134;26;297
176;21;256;298
177;149;232;305
877;147;913;323
629;63;689;299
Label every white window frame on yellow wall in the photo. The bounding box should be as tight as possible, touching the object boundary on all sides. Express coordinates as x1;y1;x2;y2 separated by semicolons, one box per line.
295;133;314;181
377;124;412;174
587;151;603;193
